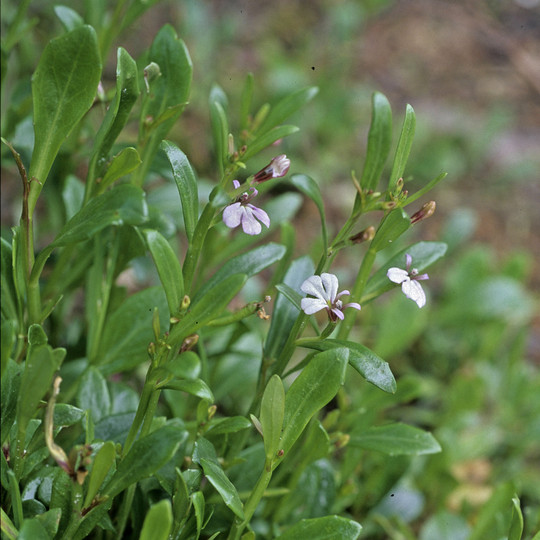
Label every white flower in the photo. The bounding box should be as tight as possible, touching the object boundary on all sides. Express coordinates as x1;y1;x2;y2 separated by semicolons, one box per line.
387;253;429;308
223;180;270;235
300;273;361;322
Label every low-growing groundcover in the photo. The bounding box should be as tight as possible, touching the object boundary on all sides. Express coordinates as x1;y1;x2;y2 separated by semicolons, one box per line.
1;2;538;539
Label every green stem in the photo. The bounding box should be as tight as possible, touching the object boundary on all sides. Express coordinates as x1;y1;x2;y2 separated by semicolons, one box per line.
227;459;273;540
337;246;377;340
115;484;136;539
122;382;154;457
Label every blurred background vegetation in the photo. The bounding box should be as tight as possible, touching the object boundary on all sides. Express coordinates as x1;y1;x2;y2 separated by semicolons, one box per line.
2;0;539;537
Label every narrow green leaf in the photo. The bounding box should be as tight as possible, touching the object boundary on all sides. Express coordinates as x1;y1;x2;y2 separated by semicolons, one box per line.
172;469;190;524
159;379;214;402
260;375;285;461
255;86;318;136
54;5;84;31
290;174;327;252
469;483;515;540
277;348;348;466
349;423;441;455
370;208;410;252
388;104;416;192
140;499;172;540
142;24;192;151
240;73;254;131
51;184;148;248
98;147;141;193
209;99;229;175
77;366;111;423
193;243;285;302
83;441;116;508
205;416;252;436
242;125;299;161
191;491;205;538
1;360;23;444
144;229;184;317
508;495;524;540
199;458;244;519
103;424;184;497
168;274;247;348
97;286;168;373
363;241;447;303
160;141;199;242
300;339;396;394
29;25;101;195
16;327;58;437
1;237;18;324
403;171;448;206
276;515;362;539
360;92;392;192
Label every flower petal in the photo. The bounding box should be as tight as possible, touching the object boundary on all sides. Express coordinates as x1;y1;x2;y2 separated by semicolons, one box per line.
401;279;426;308
233;179;241;189
301;297;327;314
331;307;345;320
249;204;270;228
300;275;327;301
223;202;242;229
387;267;409;284
321;273;339;302
343;302;361;311
240;207;262;235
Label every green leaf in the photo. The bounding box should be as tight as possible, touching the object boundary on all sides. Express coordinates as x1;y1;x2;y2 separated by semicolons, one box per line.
199;458;244;519
508;495;523;540
209;97;228;175
103;423;184;498
98;147;141;192
51;184;148;248
172;469;190;524
370;208;410;252
97;286;169;374
165;351;201;379
140;25;192;179
17;518;50;540
242;125;299;161
360;91;392;192
29;25;101;194
159;378;214;402
205;416;252;436
144;229;184;317
77;366;111;423
290;174;327;253
260;375;285;461
349;423;441;455
469;483;516;540
168;274;247;349
255;86;318;136
388;104;416;192
277;348;348;467
240;73;254;131
1;237;18;324
161;140;199;242
140;499;173;540
300;339;396;394
54;5;84;31
16;326;59;438
363;241;447;303
276;515;362;540
83;441;116;508
194;243;285;302
264;256;314;362
1;360;23;444
52;404;84;427
191;491;205;538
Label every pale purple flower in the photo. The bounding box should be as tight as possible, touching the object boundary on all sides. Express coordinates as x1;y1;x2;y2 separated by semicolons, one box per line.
252;154;290;184
387;253;429;308
223;180;270;235
300;273;361;322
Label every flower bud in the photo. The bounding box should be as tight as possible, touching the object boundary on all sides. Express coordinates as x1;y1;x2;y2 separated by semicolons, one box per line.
411;201;436;224
143;62;161;92
252;154;290;184
350;226;375;244
181;334;199;352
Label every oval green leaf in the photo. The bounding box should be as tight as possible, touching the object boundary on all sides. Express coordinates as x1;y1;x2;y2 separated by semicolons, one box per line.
140;499;172;540
260;375;285;461
276;515;362;540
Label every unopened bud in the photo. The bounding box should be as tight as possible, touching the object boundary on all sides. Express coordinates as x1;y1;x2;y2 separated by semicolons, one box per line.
181;334;199;352
143;62;161;92
207;405;217;421
335;433;350;449
411;201;436;225
228;133;235;156
97;81;106;102
350;226;375;244
181;295;191;310
152;307;160;341
252;154;290;184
